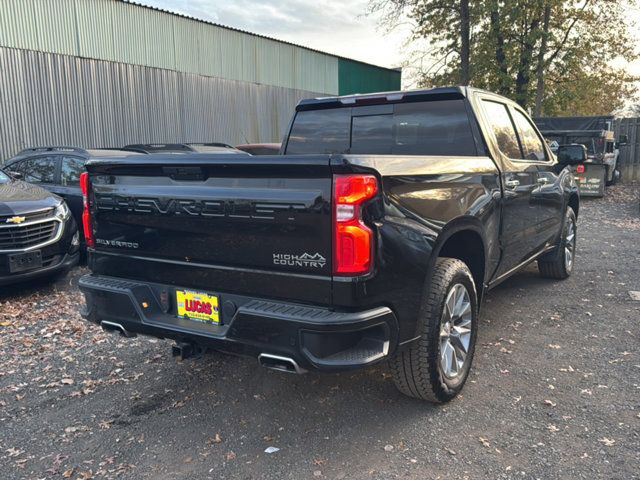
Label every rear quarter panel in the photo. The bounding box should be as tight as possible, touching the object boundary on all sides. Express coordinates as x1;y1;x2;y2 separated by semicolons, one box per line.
331;154;501;344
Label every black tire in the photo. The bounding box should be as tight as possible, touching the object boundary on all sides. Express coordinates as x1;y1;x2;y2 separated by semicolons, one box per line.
389;258;478;403
538;207;577;279
605;164;619;186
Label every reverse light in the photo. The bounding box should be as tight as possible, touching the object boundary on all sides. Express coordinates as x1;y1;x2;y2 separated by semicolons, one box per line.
576;164;585;174
80;172;95;248
333;174;378;275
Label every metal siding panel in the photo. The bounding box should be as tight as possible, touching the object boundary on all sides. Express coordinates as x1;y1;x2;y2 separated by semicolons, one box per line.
196;23;223;79
242;34;257;84
141;7;176;71
0;47;324;163
75;0;117;61
0;0;373;93
111;1;148;67
33;0;77;56
256;39;281;88
338;59;401;95
0;0;40;51
172;16;200;75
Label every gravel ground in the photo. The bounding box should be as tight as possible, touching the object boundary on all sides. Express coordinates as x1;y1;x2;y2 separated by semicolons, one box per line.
1;184;639;480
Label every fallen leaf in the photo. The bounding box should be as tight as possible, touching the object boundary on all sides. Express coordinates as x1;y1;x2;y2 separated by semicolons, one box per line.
543;399;557;407
547;424;560;433
479;437;490;448
61;378;74;385
599;437;615;447
62;468;75;478
225;451;237;461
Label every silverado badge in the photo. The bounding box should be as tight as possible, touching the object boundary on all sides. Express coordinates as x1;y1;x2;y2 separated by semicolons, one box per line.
6;216;26;224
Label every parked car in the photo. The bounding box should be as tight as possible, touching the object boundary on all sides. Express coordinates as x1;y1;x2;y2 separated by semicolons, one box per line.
0;169;79;285
123;143;248;155
4;147;143;241
78;86;579;403
236;143;281;155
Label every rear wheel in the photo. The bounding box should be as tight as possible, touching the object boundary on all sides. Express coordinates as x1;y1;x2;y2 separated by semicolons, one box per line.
389;258;478;403
538;208;576;279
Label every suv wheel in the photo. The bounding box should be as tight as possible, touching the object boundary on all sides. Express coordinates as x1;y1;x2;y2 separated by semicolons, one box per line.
389;258;478;403
538;207;577;279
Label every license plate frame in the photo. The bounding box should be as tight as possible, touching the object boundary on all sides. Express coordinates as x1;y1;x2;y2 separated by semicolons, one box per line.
175;290;220;325
8;250;43;273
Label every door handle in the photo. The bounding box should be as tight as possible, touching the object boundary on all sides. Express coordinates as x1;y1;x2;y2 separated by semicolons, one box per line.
505;179;520;188
537;177;549;184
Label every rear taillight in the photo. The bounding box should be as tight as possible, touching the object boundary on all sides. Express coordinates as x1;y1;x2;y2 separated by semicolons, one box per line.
576;164;585;173
80;172;95;248
333;174;378;275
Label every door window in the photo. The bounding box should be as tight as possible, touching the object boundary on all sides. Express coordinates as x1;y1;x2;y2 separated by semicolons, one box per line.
511;108;547;161
61;156;85;186
481;100;522;159
13;157;57;184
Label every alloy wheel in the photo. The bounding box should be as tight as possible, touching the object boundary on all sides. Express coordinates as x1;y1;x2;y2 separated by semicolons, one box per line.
564;219;576;271
439;283;472;379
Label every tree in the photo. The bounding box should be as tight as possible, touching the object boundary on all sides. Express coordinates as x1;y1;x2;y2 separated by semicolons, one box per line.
369;0;639;115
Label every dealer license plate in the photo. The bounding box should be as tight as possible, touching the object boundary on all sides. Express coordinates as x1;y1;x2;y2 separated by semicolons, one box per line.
176;290;220;324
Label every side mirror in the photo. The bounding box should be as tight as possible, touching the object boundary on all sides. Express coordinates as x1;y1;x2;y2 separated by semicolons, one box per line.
617;134;628;147
6;171;23;180
556;144;587;165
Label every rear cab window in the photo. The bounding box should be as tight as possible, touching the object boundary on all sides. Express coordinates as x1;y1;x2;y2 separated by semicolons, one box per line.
285;99;478;156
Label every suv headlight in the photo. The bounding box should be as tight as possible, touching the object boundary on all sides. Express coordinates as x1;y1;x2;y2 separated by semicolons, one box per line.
55;202;70;220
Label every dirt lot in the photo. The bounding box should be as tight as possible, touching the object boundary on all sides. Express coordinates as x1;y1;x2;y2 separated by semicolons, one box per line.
1;185;639;480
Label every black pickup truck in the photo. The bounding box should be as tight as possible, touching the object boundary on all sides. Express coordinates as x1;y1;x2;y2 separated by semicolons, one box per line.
79;87;579;403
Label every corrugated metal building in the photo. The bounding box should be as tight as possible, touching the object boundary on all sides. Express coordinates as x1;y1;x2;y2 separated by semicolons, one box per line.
0;0;401;161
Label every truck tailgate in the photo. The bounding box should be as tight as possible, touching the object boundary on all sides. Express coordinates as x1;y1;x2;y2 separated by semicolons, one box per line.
86;155;333;304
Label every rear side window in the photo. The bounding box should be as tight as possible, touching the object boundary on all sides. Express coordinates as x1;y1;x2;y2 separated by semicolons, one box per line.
481;100;521;159
61;156;85;186
285;99;477;156
510;108;546;161
13;156;57;184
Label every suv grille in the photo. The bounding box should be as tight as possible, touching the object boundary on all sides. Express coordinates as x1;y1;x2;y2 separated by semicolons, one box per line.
0;208;53;224
0;220;59;250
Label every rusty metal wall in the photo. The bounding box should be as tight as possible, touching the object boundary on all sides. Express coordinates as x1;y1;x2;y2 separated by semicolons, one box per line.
0;47;324;162
613;118;640;182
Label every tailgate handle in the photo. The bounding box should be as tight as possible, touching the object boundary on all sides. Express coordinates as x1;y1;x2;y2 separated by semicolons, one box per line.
163;166;204;181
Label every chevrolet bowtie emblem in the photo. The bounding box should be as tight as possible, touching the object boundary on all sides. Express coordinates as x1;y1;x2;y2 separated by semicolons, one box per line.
6;216;26;224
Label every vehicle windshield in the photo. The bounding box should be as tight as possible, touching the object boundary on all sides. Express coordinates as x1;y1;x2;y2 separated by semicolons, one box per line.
285;99;477;156
0;170;10;184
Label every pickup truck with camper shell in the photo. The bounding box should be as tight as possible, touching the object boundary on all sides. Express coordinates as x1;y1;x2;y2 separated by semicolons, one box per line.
78;87;579;402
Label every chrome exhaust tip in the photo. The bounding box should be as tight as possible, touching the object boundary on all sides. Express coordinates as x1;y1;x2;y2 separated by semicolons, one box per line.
258;353;307;374
100;320;136;338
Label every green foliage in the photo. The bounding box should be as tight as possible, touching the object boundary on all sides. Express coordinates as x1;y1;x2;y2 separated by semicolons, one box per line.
369;0;639;115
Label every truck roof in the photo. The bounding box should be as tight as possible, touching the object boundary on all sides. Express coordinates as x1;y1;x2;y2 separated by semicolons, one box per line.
296;86;470;111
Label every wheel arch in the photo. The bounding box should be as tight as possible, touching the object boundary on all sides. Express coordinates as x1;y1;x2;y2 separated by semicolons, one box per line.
568;192;579;218
428;218;488;303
